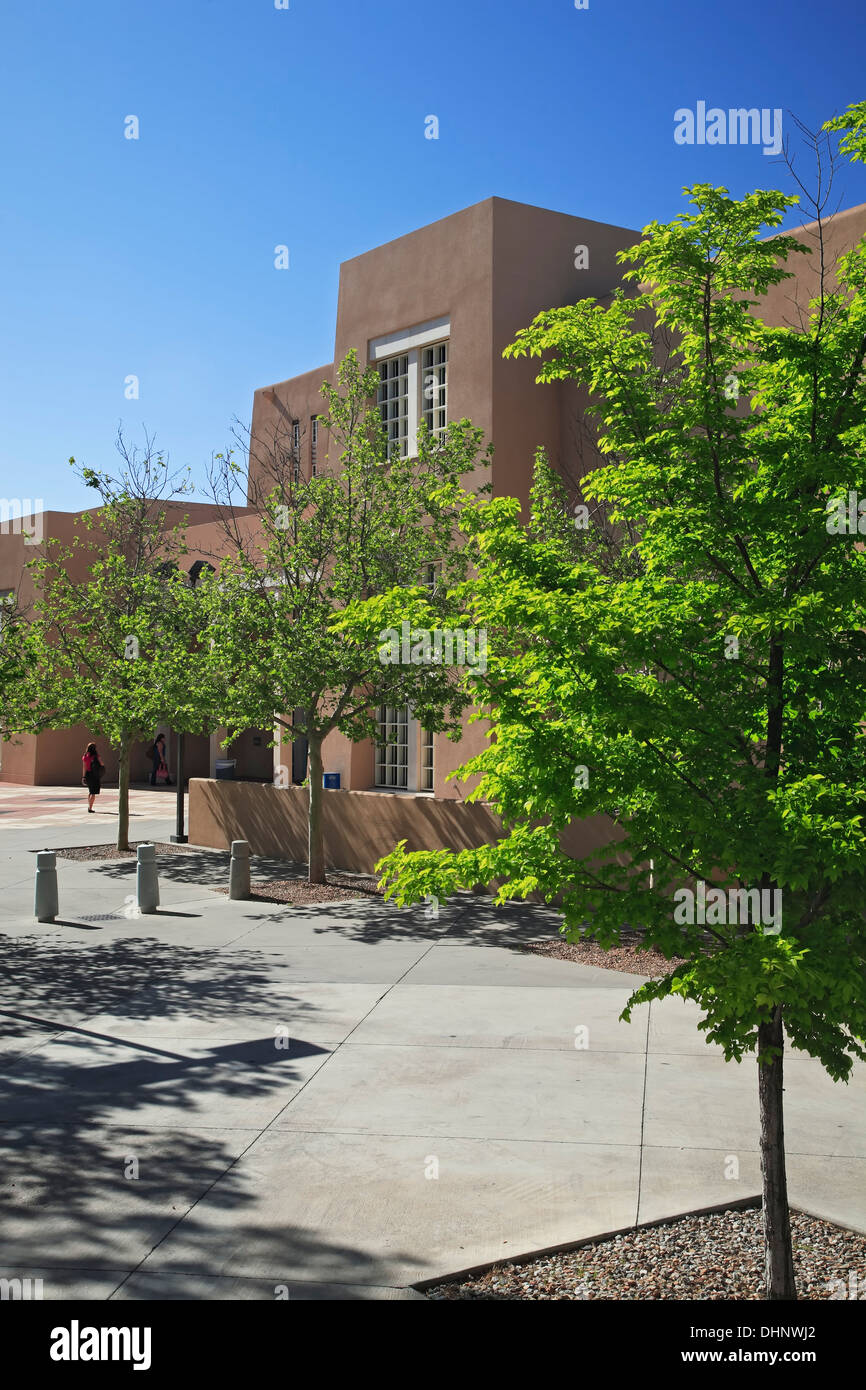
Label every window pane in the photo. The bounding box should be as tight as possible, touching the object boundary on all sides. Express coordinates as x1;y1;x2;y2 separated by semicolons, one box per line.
421;727;434;791
375;704;411;787
377;352;410;459
421;341;448;442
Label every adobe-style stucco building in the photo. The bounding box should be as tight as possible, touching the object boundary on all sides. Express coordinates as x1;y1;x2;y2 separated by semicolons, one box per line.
246;196;641;804
0;498;256;788
1;196;641;798
238;194;866;813
4;194;866;872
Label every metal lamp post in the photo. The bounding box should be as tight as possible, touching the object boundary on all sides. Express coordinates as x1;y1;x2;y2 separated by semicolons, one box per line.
165;559;214;845
170;730;187;843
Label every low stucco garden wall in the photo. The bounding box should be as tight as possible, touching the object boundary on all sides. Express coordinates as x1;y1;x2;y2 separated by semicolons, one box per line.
188;777;621;877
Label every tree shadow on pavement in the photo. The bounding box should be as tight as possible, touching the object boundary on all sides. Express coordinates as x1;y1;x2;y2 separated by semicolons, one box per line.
0;935;307;1022
237;893;564;947
0;932;426;1294
86;851;328;890
86;850;232;888
0;1120;427;1298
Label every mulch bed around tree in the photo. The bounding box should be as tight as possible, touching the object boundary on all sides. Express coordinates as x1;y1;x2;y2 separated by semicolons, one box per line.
213;874;384;905
48;842;203;862
425;1208;866;1300
524;932;688;978
47;849;691;975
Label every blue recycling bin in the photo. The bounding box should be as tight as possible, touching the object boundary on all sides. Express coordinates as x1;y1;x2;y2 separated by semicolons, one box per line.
323;773;341;790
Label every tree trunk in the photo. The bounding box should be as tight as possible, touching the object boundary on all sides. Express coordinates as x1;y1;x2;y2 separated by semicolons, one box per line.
757;1005;796;1300
117;733;131;852
307;734;325;884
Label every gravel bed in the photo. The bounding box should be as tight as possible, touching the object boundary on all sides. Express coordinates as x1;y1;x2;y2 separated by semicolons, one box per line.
213;874;383;905
426;1207;866;1300
48;842;204;862
525;932;688;978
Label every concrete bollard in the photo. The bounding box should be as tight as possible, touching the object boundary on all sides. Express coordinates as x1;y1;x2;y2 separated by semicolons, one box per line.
34;851;59;923
229;840;251;900
136;843;160;914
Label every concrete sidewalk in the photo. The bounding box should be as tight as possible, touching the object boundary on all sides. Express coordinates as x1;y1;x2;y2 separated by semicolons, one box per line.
0;812;863;1300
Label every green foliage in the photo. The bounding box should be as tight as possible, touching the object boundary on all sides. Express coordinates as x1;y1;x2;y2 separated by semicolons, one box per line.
823;98;866;165
0;589;36;741
202;349;492;754
24;478;211;749
377;169;866;1084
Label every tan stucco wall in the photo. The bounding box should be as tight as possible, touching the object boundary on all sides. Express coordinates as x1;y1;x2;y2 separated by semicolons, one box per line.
335;199;495;462
242;197;642;801
248;362;336;499
189;775;621;877
0;501;253;785
761;202;866;328
491;200;639;511
7;198;864;792
310;718;486;800
0;731;37;783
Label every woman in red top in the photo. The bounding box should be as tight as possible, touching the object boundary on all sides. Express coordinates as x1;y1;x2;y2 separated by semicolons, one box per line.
82;743;104;813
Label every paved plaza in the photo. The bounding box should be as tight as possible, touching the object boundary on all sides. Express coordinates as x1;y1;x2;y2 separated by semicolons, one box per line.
0;785;864;1299
0;782;177;832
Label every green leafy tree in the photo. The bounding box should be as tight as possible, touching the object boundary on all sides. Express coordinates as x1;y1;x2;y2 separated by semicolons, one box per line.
825;97;866;165
378;118;866;1299
0;585;34;744
203;349;490;883
25;438;215;849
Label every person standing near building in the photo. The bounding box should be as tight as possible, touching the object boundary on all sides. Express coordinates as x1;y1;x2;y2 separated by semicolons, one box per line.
81;743;104;813
150;733;167;785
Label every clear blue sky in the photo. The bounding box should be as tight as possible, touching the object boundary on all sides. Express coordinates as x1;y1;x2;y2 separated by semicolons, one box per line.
2;0;864;512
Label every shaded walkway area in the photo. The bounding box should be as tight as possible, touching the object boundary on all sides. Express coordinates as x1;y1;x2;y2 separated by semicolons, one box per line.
0;820;864;1300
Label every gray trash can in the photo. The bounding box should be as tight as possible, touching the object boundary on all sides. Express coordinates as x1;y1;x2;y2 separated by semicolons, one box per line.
215;759;237;781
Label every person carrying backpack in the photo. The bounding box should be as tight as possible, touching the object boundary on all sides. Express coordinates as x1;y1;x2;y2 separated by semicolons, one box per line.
81;743;105;813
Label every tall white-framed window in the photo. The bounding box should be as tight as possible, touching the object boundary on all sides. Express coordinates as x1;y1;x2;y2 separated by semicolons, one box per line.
375;704;409;788
374;706;434;793
370;317;450;459
378;356;409;459
421;342;448;440
291;419;301;483
421;726;434;792
310;416;318;476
